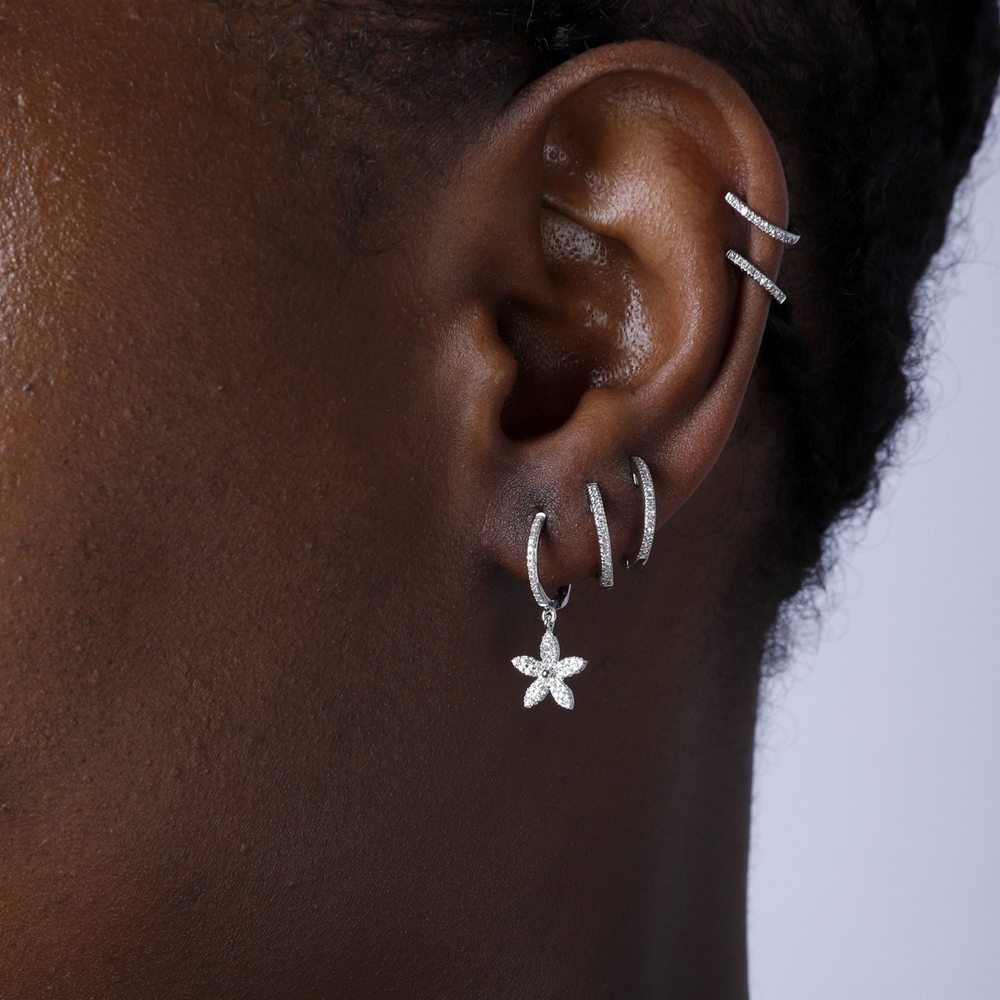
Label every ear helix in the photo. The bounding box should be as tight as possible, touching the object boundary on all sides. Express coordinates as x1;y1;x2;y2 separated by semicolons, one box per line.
724;191;800;304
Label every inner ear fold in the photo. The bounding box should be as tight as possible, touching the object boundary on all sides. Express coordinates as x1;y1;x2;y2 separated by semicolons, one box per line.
498;69;712;443
498;209;656;440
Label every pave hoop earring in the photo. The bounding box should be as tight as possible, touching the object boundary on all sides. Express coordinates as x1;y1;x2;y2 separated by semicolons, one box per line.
725;192;800;245
512;511;587;710
625;456;656;568
725;250;787;304
587;482;614;588
724;190;800;305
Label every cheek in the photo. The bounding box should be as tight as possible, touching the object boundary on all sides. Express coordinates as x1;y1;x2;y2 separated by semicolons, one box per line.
0;16;482;984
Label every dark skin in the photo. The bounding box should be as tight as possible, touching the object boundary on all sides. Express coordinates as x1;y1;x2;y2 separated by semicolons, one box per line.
0;2;792;995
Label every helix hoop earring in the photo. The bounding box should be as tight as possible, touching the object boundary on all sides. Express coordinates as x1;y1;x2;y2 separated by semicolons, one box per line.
725;192;800;245
625;456;656;568
512;511;587;710
587;482;614;588
725;251;787;304
724;191;801;305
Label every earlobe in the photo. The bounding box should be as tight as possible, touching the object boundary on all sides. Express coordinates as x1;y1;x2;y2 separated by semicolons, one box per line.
428;41;794;592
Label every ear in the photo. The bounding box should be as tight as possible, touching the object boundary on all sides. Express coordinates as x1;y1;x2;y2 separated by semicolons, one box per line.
426;40;791;590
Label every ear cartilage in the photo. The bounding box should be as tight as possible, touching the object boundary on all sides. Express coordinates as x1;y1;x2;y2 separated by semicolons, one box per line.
586;482;614;588
725;250;788;305
625;456;656;568
725;192;800;245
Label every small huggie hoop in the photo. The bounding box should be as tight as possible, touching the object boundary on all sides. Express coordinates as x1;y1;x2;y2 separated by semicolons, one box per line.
725;192;800;245
723;191;797;305
586;482;614;588
625;456;656;568
725;250;787;304
527;511;570;611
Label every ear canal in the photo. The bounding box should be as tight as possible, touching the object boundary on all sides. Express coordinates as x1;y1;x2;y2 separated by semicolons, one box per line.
498;208;655;441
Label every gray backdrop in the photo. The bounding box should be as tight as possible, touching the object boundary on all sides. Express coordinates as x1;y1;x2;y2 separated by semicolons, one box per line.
748;110;1000;999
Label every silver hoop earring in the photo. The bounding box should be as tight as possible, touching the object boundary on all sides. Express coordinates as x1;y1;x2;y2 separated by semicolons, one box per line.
724;191;800;305
587;482;614;588
725;192;800;245
725;250;787;304
625;456;655;568
512;511;587;710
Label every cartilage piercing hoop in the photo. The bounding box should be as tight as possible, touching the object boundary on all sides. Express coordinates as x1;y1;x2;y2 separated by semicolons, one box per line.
725;250;787;304
512;511;587;710
725;192;800;245
587;482;614;588
724;191;800;304
625;456;655;568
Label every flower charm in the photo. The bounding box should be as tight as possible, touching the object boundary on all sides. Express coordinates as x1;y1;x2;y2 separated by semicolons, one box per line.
512;628;587;710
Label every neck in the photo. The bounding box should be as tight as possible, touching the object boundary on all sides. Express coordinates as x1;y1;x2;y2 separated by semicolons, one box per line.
443;537;763;998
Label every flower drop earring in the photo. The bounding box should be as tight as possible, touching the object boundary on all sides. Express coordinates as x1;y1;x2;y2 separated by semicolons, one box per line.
511;511;588;710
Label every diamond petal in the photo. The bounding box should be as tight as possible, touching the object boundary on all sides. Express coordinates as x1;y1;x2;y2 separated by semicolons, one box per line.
512;655;542;677
555;656;587;678
548;677;575;710
523;677;550;708
539;630;560;663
